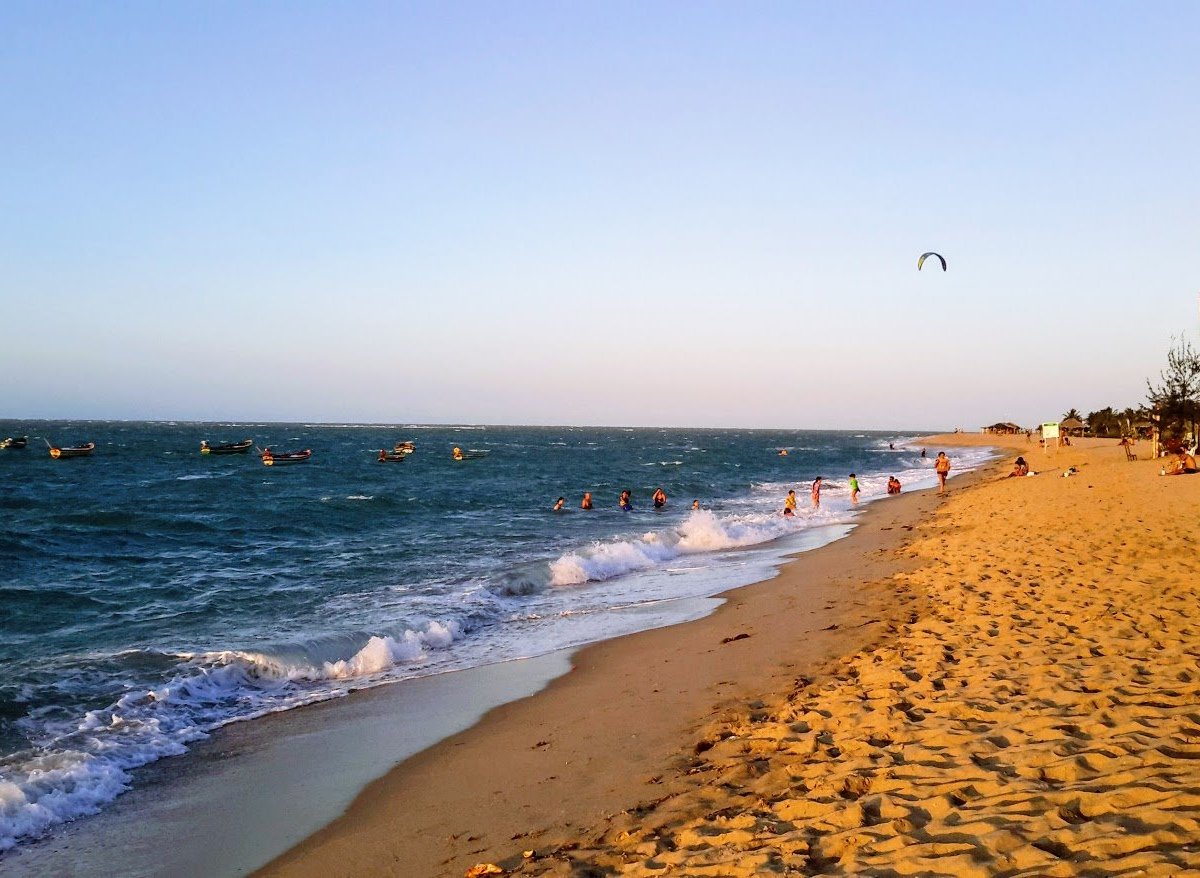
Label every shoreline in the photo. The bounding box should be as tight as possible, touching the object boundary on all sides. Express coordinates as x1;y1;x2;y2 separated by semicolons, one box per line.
0;437;1000;877
256;438;1010;877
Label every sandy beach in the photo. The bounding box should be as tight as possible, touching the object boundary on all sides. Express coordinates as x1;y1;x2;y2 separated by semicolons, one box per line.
256;434;1200;877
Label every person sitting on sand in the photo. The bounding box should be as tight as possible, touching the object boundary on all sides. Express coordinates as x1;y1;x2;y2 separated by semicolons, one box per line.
783;489;797;516
553;497;565;511
652;488;667;509
581;492;593;510
1009;456;1029;478
887;476;901;495
811;477;822;507
934;451;951;493
1164;449;1199;475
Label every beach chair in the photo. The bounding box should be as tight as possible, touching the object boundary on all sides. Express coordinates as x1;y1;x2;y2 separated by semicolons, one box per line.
1122;441;1137;462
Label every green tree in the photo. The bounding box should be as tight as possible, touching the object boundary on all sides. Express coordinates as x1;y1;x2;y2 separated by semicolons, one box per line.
1146;336;1200;441
1061;408;1083;422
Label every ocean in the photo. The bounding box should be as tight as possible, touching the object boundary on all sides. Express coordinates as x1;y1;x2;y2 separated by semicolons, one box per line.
0;421;991;854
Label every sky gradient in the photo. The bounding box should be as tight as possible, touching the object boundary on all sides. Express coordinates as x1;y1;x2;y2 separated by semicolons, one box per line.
4;2;1198;429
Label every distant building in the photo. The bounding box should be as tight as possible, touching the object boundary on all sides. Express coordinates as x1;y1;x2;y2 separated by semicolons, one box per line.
982;422;1024;435
1060;417;1086;437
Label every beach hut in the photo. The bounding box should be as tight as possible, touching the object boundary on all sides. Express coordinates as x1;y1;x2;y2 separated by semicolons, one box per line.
982;422;1024;435
1060;417;1086;437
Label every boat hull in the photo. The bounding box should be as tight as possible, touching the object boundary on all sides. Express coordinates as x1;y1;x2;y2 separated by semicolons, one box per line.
50;443;95;459
0;436;28;450
201;439;254;455
261;449;312;466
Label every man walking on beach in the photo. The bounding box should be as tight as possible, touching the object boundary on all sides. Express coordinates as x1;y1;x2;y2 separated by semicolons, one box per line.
935;451;951;493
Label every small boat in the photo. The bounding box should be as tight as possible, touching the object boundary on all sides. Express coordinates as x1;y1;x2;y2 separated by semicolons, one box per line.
393;441;416;456
0;436;28;450
452;446;489;461
49;442;95;459
377;449;408;462
201;438;254;455
261;448;312;466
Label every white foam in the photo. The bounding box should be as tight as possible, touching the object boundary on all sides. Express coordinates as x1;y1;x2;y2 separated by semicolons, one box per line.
549;510;795;587
0;619;467;850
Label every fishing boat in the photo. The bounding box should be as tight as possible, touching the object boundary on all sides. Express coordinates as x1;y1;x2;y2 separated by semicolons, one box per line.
393;441;416;456
0;436;28;450
200;438;254;455
451;446;489;461
261;447;312;466
49;442;95;459
377;449;408;462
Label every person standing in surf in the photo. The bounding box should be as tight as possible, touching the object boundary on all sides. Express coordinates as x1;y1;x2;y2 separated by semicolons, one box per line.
652;488;667;509
783;489;797;516
811;477;823;508
848;473;860;504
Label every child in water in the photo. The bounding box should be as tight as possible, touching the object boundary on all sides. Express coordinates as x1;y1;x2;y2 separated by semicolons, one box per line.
783;489;797;516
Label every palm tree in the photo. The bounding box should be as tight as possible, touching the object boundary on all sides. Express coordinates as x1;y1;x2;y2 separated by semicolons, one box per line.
1062;408;1082;422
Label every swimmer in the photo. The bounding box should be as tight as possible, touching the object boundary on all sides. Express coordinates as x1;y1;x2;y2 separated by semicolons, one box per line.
553;497;565;512
581;492;593;510
811;476;823;508
849;473;860;504
691;499;700;510
652;488;667;509
783;489;797;516
619;490;633;511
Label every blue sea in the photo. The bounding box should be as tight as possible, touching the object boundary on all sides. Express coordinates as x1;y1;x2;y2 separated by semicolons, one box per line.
0;421;990;852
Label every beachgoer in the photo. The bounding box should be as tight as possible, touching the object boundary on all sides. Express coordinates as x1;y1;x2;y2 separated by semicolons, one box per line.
849;473;860;504
783;489;797;516
921;448;927;459
887;476;901;495
619;490;633;511
935;451;951;493
553;497;565;512
888;442;895;450
652;488;667;509
1164;449;1199;475
581;492;593;510
1008;456;1029;478
811;477;822;508
691;499;700;510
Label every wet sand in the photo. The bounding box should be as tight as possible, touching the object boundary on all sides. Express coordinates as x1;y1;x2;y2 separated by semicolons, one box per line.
258;441;1000;877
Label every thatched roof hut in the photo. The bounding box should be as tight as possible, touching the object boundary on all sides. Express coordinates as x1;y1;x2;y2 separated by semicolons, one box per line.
1060;417;1085;436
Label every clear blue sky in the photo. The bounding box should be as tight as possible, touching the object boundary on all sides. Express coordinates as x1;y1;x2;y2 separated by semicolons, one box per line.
3;2;1197;428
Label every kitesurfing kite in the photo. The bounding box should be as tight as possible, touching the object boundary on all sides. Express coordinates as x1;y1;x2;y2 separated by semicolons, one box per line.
917;252;947;271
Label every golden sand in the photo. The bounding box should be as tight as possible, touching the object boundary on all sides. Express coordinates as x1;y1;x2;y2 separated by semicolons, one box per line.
507;438;1200;876
261;436;1200;877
